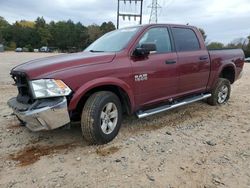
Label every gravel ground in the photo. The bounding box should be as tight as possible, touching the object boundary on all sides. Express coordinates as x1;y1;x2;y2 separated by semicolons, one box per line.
0;52;249;188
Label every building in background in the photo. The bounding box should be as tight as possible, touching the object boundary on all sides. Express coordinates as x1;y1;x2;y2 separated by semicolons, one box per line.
0;44;4;52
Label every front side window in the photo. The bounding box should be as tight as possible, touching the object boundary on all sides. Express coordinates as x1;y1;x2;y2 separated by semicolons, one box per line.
138;27;172;53
172;27;200;52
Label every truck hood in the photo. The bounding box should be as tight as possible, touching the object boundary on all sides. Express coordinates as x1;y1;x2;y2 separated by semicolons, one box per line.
12;52;116;79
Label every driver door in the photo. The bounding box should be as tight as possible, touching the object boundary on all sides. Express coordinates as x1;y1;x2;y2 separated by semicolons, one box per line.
131;27;178;108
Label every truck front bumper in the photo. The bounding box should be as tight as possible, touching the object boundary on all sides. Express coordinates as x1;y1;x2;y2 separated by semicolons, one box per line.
7;97;70;131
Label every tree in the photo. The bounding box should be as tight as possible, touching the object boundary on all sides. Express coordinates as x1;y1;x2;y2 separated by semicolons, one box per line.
35;17;46;28
35;17;51;46
37;27;51;46
100;21;116;35
0;16;10;43
10;21;40;48
207;42;224;49
87;24;102;45
247;36;250;50
198;28;207;41
244;35;250;58
49;20;77;50
0;16;116;52
226;37;248;49
18;20;35;28
0;16;9;27
74;22;88;49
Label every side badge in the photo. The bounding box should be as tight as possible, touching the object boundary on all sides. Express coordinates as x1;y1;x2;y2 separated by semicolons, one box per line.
135;74;148;82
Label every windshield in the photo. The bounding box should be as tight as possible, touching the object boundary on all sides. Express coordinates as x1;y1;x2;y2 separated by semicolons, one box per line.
85;27;140;52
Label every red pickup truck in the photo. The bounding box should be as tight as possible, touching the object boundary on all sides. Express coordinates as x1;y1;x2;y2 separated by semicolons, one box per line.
8;24;245;144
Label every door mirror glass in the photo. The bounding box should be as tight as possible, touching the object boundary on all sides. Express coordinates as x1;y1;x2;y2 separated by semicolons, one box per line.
133;43;157;57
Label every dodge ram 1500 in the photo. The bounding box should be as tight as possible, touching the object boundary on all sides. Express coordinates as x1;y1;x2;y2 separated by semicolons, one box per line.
8;24;245;144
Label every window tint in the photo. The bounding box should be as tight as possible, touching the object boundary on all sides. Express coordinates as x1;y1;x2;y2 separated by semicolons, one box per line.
138;27;172;53
172;28;200;52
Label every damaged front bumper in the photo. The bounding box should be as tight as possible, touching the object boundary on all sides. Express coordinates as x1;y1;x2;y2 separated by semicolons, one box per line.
7;97;70;131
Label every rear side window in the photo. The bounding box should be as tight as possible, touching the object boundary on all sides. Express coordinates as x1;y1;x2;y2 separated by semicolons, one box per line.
172;27;200;52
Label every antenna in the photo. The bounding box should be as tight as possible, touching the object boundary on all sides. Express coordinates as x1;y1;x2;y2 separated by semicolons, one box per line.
117;0;143;29
148;0;161;23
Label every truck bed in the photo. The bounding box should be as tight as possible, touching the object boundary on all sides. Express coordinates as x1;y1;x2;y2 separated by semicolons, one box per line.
207;48;245;88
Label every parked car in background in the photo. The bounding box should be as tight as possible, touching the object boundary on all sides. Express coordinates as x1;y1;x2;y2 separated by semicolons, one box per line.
15;47;22;52
40;46;49;52
245;57;250;62
0;44;4;52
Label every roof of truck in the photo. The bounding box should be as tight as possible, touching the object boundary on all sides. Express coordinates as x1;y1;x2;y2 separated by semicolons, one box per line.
143;23;196;27
121;23;197;30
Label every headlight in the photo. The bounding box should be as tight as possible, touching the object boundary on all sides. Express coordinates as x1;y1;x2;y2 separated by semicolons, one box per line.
30;79;72;99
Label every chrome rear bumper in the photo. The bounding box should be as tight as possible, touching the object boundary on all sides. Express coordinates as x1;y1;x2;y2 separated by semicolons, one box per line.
7;97;70;131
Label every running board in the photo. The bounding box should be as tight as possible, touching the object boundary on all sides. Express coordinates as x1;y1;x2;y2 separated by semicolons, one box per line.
136;93;211;119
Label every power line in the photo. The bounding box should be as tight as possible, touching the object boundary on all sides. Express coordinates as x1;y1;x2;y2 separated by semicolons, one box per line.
148;0;161;23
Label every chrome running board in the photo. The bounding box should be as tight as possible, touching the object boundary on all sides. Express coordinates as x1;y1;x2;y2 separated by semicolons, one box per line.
136;93;211;119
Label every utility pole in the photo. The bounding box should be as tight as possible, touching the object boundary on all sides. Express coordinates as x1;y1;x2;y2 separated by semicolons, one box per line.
117;0;143;29
148;0;161;24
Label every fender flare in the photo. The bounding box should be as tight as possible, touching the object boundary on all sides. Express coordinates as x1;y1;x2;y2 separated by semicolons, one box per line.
212;62;236;87
68;77;135;111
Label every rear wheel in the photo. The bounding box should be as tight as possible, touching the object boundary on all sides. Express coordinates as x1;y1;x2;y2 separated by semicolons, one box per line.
207;78;231;106
81;91;122;144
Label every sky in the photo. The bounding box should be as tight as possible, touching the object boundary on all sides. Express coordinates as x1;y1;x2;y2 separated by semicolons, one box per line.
0;0;250;44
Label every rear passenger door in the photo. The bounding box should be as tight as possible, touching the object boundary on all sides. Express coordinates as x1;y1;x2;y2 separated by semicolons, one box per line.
171;27;210;95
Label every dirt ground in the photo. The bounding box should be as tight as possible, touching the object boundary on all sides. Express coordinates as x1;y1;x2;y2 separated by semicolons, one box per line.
0;52;249;188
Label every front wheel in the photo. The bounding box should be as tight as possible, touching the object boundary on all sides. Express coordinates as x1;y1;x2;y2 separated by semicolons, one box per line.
81;91;122;144
207;78;231;106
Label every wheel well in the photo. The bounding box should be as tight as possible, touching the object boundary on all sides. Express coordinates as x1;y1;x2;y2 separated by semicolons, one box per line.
72;85;132;121
220;66;235;84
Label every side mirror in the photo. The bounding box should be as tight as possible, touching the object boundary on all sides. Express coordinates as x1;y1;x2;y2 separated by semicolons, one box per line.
133;43;157;57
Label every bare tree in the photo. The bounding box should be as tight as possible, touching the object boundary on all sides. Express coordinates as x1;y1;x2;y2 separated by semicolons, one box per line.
227;37;249;49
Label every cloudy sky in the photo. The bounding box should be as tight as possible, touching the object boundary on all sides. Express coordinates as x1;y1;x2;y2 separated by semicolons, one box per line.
0;0;250;44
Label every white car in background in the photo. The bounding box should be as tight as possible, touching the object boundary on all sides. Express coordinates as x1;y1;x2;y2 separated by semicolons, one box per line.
245;57;250;62
40;46;49;52
15;47;22;52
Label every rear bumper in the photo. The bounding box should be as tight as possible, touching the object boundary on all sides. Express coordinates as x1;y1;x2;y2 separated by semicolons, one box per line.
7;97;70;131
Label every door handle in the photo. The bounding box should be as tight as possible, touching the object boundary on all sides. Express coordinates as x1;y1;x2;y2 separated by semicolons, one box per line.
199;56;208;60
165;60;176;64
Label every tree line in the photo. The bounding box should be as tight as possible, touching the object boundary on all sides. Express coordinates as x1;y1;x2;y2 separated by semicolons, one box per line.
206;38;250;57
0;16;116;52
0;16;250;57
199;28;250;57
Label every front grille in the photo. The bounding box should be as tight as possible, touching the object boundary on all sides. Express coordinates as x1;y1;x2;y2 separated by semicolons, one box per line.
11;71;33;104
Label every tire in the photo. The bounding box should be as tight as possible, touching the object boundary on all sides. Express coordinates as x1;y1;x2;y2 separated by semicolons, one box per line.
207;78;231;106
81;91;122;144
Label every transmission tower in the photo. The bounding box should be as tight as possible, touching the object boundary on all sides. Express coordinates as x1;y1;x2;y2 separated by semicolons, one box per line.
117;0;143;29
148;0;161;23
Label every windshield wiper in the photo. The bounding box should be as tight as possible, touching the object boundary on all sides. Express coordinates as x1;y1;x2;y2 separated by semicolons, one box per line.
89;50;105;52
